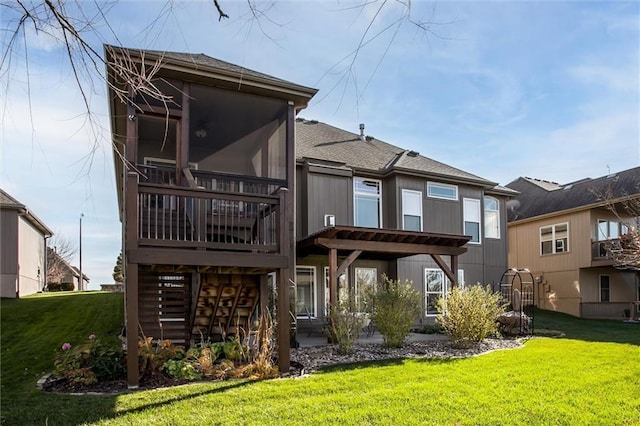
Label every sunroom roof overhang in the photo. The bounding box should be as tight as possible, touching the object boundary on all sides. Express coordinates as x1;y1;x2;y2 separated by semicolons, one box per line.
297;226;470;260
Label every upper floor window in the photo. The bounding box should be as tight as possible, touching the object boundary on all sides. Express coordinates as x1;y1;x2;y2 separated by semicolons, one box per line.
354;177;382;228
402;189;423;231
427;182;458;200
484;196;500;239
463;198;481;244
597;219;620;240
540;222;569;255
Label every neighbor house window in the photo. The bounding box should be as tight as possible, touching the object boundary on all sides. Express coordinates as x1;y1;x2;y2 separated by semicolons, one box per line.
402;189;423;231
425;268;446;316
484;196;500;239
355;268;377;312
427;182;458;200
354;177;382;228
463;198;481;243
540;223;569;255
323;267;348;316
295;266;316;318
597;219;620;240
599;275;610;302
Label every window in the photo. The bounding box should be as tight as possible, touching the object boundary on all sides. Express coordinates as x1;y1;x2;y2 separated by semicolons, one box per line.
457;269;465;288
427;182;458;200
599;275;610;302
323;267;348;316
597;219;620;240
402;189;423;231
540;223;569;255
295;266;316;318
425;269;446;316
463;198;481;243
354;178;382;228
355;268;377;312
484;196;500;239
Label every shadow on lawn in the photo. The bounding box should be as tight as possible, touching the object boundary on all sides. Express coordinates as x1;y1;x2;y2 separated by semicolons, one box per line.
314;356;459;375
534;308;640;346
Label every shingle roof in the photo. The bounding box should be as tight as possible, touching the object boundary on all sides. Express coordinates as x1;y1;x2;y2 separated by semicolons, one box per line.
295;119;498;187
105;45;317;98
505;167;640;221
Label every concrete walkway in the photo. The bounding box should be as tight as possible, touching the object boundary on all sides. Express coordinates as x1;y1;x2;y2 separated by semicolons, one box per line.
296;331;448;348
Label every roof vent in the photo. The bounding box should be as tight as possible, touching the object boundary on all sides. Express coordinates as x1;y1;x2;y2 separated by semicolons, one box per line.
407;150;419;157
359;123;366;142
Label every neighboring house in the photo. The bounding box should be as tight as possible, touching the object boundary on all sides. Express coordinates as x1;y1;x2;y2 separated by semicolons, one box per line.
106;46;514;387
0;189;53;298
46;247;90;291
506;167;640;319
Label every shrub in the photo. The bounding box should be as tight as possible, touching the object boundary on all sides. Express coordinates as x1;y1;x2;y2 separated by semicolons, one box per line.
162;359;201;380
437;284;506;349
138;337;185;376
54;334;126;386
416;323;444;335
329;300;367;355
370;276;422;348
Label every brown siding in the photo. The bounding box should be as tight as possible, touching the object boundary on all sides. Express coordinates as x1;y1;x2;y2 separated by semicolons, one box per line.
0;210;19;298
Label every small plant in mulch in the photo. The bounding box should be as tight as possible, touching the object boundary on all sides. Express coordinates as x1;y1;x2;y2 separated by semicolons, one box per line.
53;334;126;388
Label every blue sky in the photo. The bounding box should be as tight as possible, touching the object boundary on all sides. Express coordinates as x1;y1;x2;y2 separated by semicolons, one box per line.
2;1;638;289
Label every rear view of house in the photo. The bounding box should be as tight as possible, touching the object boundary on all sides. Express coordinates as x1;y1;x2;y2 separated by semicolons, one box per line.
506;167;640;319
0;189;52;298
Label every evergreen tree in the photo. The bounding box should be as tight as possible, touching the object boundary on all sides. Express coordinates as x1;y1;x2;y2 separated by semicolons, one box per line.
112;252;123;283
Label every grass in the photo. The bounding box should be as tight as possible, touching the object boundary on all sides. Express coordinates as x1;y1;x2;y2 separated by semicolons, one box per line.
2;294;639;425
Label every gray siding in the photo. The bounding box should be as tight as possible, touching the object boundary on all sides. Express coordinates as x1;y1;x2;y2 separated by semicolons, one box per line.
298;165;352;238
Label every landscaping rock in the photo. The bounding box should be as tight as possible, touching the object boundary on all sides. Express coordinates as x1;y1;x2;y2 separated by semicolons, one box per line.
497;311;531;335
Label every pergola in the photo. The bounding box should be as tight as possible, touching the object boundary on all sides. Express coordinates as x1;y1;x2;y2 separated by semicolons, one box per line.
297;226;471;307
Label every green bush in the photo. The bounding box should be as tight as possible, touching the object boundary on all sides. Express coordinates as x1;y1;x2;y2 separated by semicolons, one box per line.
162;359;201;380
437;284;506;349
370;276;422;348
329;300;367;355
54;334;126;385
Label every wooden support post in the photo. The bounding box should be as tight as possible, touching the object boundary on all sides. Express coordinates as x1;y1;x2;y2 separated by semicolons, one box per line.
329;248;337;309
125;171;139;388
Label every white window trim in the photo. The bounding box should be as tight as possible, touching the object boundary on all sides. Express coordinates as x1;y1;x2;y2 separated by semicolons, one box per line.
484;196;500;239
599;274;610;302
402;189;423;231
295;265;317;319
539;222;570;255
424;268;446;317
354;267;377;313
427;182;459;201
354;177;383;228
463;198;482;244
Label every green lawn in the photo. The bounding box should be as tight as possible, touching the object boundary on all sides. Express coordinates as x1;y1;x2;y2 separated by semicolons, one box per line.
2;294;639;425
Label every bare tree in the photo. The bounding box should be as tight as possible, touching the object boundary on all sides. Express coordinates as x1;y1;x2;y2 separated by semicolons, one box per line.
1;1;449;169
603;196;640;276
46;233;76;285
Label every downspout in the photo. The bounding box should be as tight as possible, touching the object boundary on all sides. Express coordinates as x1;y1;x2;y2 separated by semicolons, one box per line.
43;235;51;292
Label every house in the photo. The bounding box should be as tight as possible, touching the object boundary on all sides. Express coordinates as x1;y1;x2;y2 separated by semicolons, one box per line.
0;189;53;298
506;167;640;319
106;46;514;387
46;247;90;291
294;119;517;327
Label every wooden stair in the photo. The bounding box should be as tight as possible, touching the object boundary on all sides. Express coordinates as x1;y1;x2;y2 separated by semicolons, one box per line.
191;273;260;342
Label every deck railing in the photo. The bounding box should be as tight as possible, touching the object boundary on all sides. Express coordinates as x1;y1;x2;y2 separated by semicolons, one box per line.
591;239;622;262
137;183;281;252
